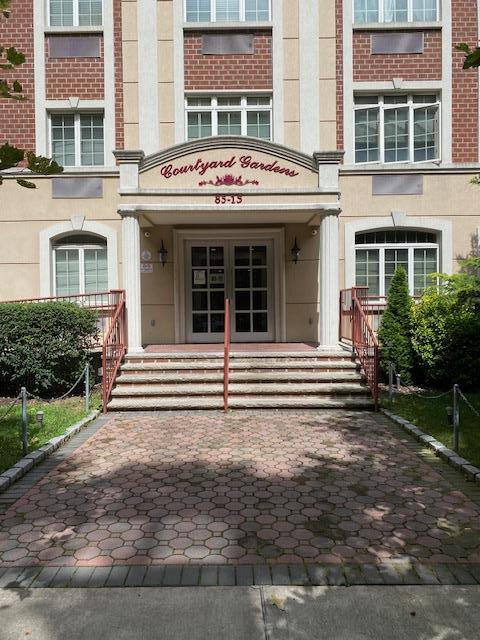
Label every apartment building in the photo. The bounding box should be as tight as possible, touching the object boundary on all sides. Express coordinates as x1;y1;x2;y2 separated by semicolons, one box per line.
0;0;479;352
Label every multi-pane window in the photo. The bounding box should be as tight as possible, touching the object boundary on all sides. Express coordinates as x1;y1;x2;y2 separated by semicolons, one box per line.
50;113;104;166
355;230;438;296
353;0;439;23
185;0;270;22
354;95;440;164
49;0;102;26
54;235;108;296
186;96;272;140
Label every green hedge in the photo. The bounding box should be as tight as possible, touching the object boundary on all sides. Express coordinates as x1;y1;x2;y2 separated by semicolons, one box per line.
0;302;98;397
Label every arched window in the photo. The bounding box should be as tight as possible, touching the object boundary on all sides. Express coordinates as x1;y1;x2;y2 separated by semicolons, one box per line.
53;234;108;296
355;229;438;296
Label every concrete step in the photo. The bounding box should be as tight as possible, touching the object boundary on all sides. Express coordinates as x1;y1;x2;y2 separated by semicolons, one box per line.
111;382;370;397
124;349;350;362
121;360;359;373
108;395;374;411
115;370;364;385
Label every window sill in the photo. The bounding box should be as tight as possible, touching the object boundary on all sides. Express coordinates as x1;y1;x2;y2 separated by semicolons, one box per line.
44;26;104;35
183;21;272;31
353;21;442;31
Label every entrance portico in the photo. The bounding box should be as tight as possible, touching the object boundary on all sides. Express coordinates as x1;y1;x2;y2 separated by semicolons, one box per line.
114;138;343;353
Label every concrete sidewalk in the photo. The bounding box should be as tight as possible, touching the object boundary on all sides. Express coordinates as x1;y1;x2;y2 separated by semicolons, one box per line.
1;586;479;639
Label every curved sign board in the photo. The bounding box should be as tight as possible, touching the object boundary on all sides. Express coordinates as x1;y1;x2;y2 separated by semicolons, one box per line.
139;138;319;190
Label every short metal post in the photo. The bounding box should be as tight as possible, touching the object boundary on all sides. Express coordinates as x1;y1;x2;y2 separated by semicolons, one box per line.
20;387;28;456
388;362;394;404
85;365;90;412
395;374;401;391
453;384;460;453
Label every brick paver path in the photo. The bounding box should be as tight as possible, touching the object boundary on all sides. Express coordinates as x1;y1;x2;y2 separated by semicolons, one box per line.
1;411;479;568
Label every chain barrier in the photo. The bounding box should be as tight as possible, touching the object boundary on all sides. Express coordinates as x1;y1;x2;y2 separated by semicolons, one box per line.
0;366;92;456
386;362;479;453
0;392;22;424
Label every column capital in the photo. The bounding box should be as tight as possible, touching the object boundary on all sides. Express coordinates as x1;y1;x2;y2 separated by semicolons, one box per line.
114;150;145;191
118;206;140;219
313;151;345;191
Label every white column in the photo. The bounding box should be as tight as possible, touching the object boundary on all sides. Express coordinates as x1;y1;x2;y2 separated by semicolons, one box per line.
138;0;160;153
122;213;143;353
299;0;320;154
319;212;340;347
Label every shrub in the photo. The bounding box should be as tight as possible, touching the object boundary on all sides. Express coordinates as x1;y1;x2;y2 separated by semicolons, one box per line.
413;258;480;390
0;302;98;397
377;267;415;385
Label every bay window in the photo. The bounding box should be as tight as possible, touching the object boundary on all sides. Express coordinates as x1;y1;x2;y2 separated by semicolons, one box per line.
353;0;439;24
354;94;440;164
49;0;103;27
185;0;271;22
50;113;104;167
186;95;272;140
54;235;108;296
355;230;438;296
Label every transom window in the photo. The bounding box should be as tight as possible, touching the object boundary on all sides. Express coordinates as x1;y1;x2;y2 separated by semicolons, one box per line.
355;229;439;296
353;0;439;24
185;0;271;22
49;0;103;27
53;235;108;296
354;94;440;164
50;113;104;166
186;95;272;140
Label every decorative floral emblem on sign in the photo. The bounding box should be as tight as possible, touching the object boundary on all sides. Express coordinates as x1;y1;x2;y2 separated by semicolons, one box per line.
198;174;259;187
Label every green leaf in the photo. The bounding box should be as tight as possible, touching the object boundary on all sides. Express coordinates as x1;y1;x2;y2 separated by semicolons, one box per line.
26;152;64;176
6;46;25;66
0;142;24;170
12;80;22;93
16;178;36;189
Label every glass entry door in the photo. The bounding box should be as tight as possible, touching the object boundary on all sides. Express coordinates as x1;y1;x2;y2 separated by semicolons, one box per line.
186;239;274;343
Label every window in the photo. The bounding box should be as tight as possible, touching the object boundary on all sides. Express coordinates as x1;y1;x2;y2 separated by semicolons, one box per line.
50;113;104;166
54;234;108;296
186;95;272;140
49;0;103;26
185;0;270;22
355;229;438;296
353;0;439;23
354;94;440;164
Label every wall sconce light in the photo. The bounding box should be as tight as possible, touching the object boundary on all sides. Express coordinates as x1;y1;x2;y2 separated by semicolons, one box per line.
291;237;300;264
158;240;168;267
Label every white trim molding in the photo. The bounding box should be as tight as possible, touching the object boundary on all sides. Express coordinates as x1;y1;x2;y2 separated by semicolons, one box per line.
272;0;284;144
343;215;453;289
441;0;452;164
174;0;186;143
39;219;119;297
137;0;160;153
299;0;320;154
343;0;354;164
103;0;116;167
34;0;47;156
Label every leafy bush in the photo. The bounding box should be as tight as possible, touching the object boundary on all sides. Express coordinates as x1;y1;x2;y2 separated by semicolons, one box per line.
0;302;98;397
413;258;480;389
377;267;415;385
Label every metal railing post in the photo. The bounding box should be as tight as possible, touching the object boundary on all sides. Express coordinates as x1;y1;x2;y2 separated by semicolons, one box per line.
453;383;460;453
85;365;90;412
20;386;28;456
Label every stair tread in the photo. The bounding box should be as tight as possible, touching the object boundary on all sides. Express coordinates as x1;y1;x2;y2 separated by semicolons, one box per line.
108;396;374;410
121;360;359;372
116;371;364;384
111;382;370;396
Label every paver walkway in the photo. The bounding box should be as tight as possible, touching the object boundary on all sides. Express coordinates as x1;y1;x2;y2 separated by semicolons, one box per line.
1;410;479;570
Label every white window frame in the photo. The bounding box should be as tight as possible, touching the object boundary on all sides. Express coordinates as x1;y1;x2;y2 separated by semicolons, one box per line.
53;238;108;296
354;94;441;165
353;0;440;24
47;0;104;27
185;94;273;140
355;235;439;297
48;111;105;167
184;0;271;23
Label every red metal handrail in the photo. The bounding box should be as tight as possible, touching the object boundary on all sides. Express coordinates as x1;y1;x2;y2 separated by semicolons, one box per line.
340;287;379;410
223;298;231;412
102;290;127;412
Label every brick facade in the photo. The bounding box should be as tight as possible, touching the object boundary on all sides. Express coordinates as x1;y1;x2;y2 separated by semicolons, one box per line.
336;0;343;154
184;31;272;91
353;30;442;82
114;0;124;150
45;37;104;100
451;0;479;163
0;0;36;151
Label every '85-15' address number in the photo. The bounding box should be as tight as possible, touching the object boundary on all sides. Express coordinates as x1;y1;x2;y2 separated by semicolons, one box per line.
215;195;243;205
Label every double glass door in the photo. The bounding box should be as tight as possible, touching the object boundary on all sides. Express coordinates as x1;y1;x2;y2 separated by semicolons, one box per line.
186;240;274;343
